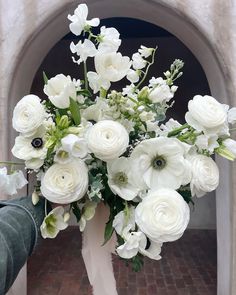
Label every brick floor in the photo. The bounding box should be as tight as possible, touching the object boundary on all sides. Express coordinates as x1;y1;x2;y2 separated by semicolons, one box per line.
27;228;216;295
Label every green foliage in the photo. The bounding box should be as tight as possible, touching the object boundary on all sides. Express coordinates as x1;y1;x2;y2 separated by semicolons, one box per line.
178;186;194;206
131;254;144;272
69;97;81;125
71;202;81;222
102;217;114;246
43;71;48;85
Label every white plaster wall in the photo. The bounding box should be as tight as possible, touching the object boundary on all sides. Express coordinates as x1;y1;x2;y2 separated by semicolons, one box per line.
1;1;236;294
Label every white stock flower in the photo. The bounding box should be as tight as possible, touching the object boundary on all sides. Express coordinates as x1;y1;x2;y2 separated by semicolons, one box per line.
149;84;174;103
132;53;147;70
95;52;131;82
44;74;76;109
135;188;190;243
138;45;154;58
130;137;191;190
87;71;111;94
68;4;100;36
40;206;68;239
98;26;121;53
12;95;46;136
188;154;219;198
70;39;97;65
107;157;140;200
127;69;139;83
40;159;88;204
87;120;129;161
0;168;28;195
185;95;228;135
228;107;236;124
61;134;88;158
116;231;147;259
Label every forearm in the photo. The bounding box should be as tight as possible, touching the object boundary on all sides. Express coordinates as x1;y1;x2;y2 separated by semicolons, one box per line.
0;197;45;295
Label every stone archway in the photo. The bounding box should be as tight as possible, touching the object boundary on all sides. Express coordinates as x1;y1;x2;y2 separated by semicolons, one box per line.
2;1;235;294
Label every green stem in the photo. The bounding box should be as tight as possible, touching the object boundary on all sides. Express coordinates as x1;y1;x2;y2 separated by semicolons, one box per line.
167;123;190;137
83;62;88;91
135;47;157;90
0;161;24;166
45;199;48;216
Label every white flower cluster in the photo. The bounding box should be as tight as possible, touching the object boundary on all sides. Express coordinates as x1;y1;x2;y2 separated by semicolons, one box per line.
4;3;236;269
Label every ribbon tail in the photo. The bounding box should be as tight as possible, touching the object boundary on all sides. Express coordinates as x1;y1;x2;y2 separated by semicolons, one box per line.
82;203;118;295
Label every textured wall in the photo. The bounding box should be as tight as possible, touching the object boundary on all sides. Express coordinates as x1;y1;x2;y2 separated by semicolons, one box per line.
0;0;236;294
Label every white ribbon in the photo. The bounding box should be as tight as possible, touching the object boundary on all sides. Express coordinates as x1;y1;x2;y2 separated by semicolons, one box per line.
82;203;118;295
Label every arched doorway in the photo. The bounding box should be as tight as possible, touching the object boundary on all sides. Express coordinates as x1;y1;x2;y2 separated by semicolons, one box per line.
6;1;233;294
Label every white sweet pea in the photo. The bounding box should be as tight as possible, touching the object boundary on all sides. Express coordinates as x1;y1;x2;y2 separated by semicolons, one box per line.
61;134;88;158
139;240;162;260
40;159;88;204
70;39;97;65
138;45;154;58
135;188;190;243
185;95;228;135
149;84;174;103
12;95;46;136
68;3;100;36
127;69;139;83
98;26;121;53
228;107;236;124
40;207;68;239
195;134;219;153
149;77;166;88
0;168;28;195
107;157;140;201
130;137;191;190
79;201;97;231
87;120;129;162
158;119;182;136
116;231;147;259
95;52;131;82
82;97;110;122
132;53;147;70
188;154;219;198
87;71;111;94
113;207;135;236
44;74;76;109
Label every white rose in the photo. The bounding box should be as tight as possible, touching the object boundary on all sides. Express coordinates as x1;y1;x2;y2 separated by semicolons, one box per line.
95;52;131;82
189;154;219;198
44;74;77;109
40;159;88;204
185;95;227;135
87;120;129;161
135;188;190;243
12;95;46;136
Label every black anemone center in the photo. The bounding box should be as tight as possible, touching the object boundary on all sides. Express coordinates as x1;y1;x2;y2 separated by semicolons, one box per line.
152;156;166;170
31;137;43;149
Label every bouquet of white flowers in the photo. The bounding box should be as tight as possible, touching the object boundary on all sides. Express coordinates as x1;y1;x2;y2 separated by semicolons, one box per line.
2;2;236;286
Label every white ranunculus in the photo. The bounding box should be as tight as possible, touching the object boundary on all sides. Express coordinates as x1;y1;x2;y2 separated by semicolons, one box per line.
68;4;100;36
130;137;191;190
40;206;68;239
149;84;174;103
228;107;236;124
116;231;147;259
132;53;147;70
189;154;219;198
43;74;76;109
107;157;141;200
12;133;47;164
185;95;228;135
0;168;28;195
98;26;121;53
40;159;88;204
223;138;236;157
95;52;131;82
61;134;88;159
135;188;190;243
70;39;97;65
87;71;111;94
12;95;46;136
87;120;129;162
